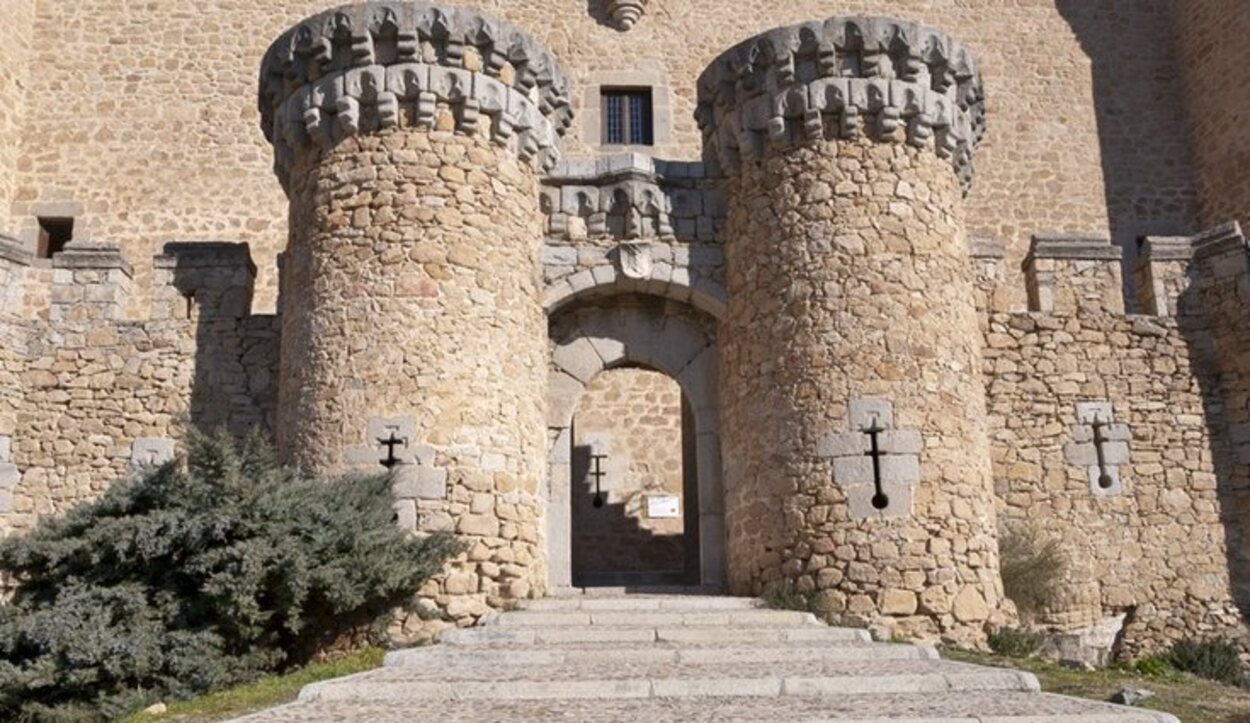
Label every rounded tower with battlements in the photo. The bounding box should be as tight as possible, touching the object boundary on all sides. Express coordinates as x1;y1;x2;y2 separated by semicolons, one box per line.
258;2;573;619
699;18;1006;642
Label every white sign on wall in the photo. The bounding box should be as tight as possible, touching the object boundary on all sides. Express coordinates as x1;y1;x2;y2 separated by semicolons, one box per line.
646;495;681;519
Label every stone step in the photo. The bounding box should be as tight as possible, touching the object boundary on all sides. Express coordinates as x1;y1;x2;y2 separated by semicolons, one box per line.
490;609;819;627
232;595;1180;723
440;624;872;646
385;641;939;667
297;660;1041;702
236;692;1180;722
521;595;760;612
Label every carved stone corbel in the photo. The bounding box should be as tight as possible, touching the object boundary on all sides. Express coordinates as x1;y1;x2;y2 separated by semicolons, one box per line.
605;0;647;31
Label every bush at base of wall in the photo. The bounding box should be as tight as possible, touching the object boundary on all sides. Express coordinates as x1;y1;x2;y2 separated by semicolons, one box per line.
0;431;460;721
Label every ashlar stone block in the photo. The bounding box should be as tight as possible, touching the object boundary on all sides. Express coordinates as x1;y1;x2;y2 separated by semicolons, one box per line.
130;438;176;469
850;397;895;431
824;399;923;520
0;463;20;490
1068;401;1130;497
393;463;448;501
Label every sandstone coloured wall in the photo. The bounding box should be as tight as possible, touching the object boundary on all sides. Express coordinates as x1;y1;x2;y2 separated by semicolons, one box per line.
0;241;277;537
3;0;1201;312
1175;1;1250;232
571;367;687;580
0;0;36;234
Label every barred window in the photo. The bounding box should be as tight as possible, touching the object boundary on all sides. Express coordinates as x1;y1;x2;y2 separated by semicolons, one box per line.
601;87;654;146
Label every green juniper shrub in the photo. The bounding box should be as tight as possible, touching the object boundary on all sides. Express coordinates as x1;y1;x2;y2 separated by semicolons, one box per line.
998;523;1068;621
0;430;461;721
987;626;1046;658
1162;638;1245;687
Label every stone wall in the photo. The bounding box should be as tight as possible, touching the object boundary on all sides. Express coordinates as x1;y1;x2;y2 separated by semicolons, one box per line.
2;0;1203;312
571;367;687;579
0;0;35;234
983;229;1248;659
0;242;277;537
1175;1;1250;232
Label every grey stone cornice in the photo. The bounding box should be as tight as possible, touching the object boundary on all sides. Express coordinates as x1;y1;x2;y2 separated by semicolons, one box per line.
52;243;133;278
695;16;986;193
1189;221;1246;261
1139;235;1196;263
1028;234;1123;262
259;2;574;190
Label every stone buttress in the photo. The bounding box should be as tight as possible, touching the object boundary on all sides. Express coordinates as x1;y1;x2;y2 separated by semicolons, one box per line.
258;2;572;624
698;17;1005;642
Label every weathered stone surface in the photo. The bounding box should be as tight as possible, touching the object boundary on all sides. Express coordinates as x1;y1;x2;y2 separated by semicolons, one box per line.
696;17;986;191
718;127;1004;644
951;586;989;623
259;2;574;187
1;0;1248;667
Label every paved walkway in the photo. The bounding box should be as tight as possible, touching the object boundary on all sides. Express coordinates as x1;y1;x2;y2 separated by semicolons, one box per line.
236;595;1177;722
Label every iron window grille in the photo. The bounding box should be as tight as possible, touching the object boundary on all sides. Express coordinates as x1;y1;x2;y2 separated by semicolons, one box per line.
602;87;654;146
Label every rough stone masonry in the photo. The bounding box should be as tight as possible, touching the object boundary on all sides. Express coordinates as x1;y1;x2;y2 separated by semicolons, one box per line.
0;0;1248;658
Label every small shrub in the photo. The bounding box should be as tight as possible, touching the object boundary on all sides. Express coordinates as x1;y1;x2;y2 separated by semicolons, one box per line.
998;523;1068;620
0;430;461;721
988;626;1045;658
1163;638;1245;686
1133;655;1176;678
760;582;809;613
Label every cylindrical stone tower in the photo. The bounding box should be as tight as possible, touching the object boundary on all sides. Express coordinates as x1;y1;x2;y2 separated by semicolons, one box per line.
259;2;572;624
699;17;1005;643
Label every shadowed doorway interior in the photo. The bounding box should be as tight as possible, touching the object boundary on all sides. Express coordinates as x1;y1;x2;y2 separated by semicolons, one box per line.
570;365;700;587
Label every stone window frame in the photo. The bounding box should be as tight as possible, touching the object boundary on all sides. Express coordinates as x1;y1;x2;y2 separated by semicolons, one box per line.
580;68;673;152
15;201;91;267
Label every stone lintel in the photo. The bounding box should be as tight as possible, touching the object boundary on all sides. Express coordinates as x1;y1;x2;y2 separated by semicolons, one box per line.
1028;234;1122;262
52;243;133;278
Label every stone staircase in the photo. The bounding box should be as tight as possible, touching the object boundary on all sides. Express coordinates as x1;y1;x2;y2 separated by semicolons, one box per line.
237;595;1177;722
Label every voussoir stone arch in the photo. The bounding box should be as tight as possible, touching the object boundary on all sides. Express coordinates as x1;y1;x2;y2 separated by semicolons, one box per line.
542;262;728;322
546;298;724;589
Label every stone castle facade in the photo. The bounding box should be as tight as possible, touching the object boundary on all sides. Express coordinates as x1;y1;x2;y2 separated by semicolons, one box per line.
0;0;1247;657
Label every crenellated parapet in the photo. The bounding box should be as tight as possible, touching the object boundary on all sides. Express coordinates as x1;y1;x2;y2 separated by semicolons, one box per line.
695;17;985;191
259;1;574;190
1024;235;1124;316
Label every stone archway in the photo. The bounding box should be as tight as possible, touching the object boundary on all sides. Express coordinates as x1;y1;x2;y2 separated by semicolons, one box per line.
547;296;724;590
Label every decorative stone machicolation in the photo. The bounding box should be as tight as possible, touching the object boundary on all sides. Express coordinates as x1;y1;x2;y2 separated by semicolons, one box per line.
695;17;985;191
259;1;574;189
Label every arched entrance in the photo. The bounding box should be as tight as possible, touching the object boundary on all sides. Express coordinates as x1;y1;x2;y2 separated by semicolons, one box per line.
547;294;724;590
569;365;699;586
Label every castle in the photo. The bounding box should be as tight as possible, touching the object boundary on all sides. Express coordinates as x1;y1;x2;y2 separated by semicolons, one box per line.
0;0;1247;659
